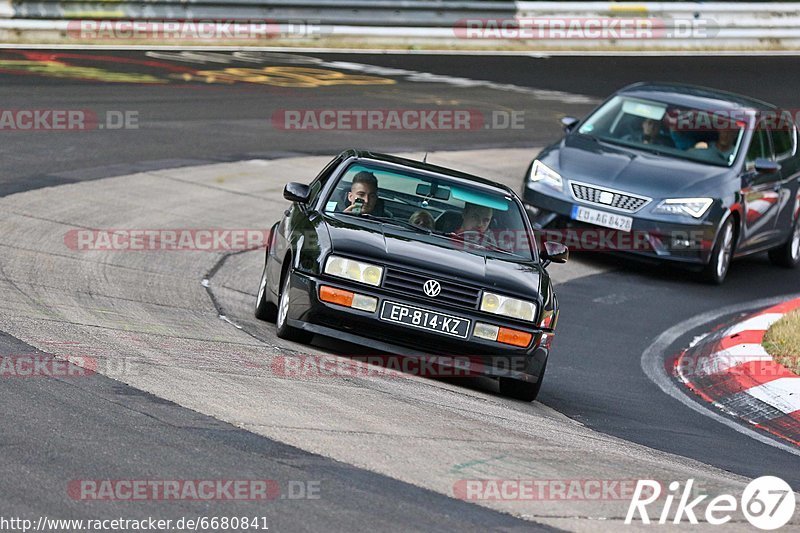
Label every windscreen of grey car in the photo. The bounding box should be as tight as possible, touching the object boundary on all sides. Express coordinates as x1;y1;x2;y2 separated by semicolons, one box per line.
578;95;745;167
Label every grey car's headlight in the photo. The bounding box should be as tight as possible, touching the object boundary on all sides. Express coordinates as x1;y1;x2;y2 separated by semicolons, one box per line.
653;198;713;219
480;292;537;322
529;160;563;191
324;255;383;286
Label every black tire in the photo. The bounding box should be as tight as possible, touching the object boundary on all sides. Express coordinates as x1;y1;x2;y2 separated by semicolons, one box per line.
768;216;800;269
254;264;278;322
275;266;313;343
498;361;546;402
701;218;735;285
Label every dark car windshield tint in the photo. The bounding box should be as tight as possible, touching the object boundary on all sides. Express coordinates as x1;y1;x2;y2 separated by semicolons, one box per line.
578;95;745;167
323;161;535;261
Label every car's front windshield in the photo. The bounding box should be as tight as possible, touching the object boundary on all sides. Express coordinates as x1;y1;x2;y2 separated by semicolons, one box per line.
578;95;746;167
323;161;535;261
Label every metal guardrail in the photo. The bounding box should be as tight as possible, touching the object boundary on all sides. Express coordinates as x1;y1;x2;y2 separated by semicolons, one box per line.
10;0;517;27
2;1;800;47
513;2;800;46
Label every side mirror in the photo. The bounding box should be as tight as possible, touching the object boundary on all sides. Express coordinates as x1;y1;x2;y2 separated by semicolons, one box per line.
283;182;311;203
754;158;780;174
560;116;579;133
542;241;569;266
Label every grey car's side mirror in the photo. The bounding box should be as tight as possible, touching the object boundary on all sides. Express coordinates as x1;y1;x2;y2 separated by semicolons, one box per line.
283;182;311;203
561;116;579;132
542;241;569;266
754;158;780;174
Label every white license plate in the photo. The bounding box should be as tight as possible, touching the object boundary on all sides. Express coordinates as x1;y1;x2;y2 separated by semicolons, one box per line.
380;301;470;339
571;205;633;232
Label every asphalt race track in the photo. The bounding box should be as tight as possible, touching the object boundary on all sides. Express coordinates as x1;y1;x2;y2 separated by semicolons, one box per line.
1;49;800;529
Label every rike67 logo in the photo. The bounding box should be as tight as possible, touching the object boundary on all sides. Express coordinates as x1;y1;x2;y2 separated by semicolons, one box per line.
626;477;796;530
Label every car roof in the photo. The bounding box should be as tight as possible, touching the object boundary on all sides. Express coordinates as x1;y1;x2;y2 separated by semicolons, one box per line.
617;82;776;113
342;149;519;197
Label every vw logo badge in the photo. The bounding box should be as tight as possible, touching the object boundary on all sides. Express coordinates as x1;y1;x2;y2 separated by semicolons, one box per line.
423;279;441;297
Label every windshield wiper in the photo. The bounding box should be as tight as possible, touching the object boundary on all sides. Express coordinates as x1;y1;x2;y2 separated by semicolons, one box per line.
444;232;516;256
338;212;432;234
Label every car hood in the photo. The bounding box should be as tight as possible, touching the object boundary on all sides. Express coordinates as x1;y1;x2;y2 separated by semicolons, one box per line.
548;135;733;197
323;214;541;297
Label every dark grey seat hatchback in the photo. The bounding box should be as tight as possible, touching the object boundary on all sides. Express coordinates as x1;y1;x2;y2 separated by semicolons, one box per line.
523;82;800;284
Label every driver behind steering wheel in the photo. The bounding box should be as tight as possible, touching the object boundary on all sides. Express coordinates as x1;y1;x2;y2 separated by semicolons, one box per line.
455;203;493;235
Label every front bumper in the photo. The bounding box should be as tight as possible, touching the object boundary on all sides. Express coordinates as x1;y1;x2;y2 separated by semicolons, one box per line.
283;272;551;383
523;182;719;266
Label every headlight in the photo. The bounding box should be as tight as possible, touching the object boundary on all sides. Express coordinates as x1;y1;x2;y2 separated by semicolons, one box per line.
653;198;713;219
324;255;383;286
529;160;563;190
480;292;537;322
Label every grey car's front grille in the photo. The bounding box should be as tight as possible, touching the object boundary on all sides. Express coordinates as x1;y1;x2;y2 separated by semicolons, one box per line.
570;181;651;213
382;268;481;309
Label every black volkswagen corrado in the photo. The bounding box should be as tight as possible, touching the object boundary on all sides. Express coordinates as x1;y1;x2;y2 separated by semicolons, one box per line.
255;149;568;401
524;82;800;284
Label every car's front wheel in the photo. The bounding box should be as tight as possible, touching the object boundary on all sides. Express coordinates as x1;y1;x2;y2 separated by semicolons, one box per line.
701;218;735;285
768;216;800;269
254;264;278;322
498;361;546;402
275;268;313;343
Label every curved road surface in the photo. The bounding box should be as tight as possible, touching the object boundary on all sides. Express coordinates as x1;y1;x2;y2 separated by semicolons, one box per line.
1;49;799;529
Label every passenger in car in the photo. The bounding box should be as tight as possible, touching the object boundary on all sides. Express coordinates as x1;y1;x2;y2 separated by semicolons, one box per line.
456;203;494;234
689;128;738;164
409;210;435;230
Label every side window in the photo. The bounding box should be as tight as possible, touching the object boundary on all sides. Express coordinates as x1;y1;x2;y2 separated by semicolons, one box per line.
770;122;796;161
308;154;345;204
745;124;771;170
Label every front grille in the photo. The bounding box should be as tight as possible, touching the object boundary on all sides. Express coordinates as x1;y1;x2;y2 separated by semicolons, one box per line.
570;181;650;213
382;268;481;309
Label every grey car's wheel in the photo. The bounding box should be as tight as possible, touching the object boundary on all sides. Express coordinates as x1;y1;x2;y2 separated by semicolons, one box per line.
498;361;546;402
768;216;800;269
275;268;313;343
254;264;277;322
701;218;735;285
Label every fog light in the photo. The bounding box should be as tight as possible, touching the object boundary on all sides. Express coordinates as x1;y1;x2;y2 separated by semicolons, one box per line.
474;322;499;341
352;293;378;312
